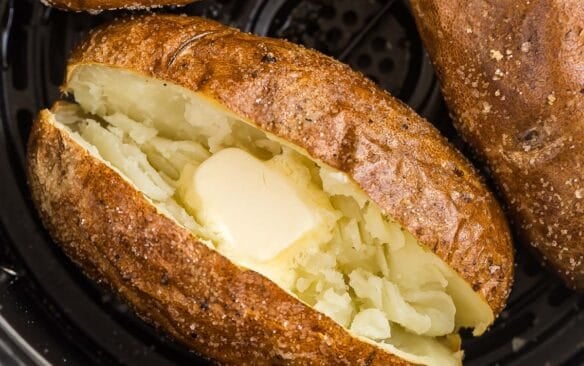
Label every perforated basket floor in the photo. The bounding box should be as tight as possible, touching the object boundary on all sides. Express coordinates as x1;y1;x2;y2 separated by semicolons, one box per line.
0;0;582;365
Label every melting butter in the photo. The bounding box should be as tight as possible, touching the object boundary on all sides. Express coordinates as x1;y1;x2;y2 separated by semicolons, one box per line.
183;147;328;264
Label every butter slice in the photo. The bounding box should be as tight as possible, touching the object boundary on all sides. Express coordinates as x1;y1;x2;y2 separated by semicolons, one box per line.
185;147;322;263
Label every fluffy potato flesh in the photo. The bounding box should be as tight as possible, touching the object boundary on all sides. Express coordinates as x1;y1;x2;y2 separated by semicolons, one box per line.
56;65;494;366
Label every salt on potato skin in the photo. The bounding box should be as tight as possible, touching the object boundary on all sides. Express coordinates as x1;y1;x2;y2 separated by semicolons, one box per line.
411;0;584;288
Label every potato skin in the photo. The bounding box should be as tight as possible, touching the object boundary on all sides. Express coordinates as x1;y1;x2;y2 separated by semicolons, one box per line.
28;109;413;365
40;0;195;12
410;0;584;288
65;15;513;313
28;14;516;364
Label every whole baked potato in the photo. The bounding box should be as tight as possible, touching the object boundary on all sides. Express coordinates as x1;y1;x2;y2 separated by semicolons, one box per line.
40;0;195;12
28;15;514;365
411;0;584;288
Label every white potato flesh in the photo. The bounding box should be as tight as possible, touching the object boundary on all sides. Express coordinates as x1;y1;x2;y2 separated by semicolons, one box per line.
350;308;391;340
57;65;496;366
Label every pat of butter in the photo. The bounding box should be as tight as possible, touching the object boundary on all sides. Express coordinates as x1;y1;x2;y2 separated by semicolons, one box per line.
185;147;323;263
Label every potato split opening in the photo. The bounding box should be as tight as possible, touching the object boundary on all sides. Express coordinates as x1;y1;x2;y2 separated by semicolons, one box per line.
54;65;494;366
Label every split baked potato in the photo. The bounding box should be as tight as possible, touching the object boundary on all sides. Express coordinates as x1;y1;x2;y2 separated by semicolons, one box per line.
411;0;584;288
27;15;514;365
40;0;195;12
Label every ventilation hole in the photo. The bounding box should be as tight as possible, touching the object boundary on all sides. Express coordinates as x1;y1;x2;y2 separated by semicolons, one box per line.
342;11;358;26
378;58;395;73
320;6;336;20
371;36;387;52
397;36;411;49
513;311;537;332
522;255;542;277
356;54;372;69
16;109;33;148
548;285;572;307
10;27;28;90
326;27;342;43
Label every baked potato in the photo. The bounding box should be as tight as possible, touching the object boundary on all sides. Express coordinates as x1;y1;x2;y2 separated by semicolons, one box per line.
40;0;195;12
410;0;584;288
27;15;514;365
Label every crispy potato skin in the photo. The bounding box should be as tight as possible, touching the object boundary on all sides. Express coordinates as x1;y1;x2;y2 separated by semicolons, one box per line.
28;15;516;364
411;0;584;288
66;15;513;312
41;0;194;11
28;109;412;365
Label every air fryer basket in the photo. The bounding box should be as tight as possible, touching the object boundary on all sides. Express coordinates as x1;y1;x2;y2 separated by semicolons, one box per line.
0;0;582;365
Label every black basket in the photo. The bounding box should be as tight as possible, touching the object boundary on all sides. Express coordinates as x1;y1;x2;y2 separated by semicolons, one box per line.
0;0;582;365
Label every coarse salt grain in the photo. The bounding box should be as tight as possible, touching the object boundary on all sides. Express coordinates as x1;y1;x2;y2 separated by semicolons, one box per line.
490;50;504;61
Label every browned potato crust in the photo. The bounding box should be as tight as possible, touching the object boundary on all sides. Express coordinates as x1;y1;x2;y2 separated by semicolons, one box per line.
27;15;514;364
40;0;195;11
411;0;584;288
